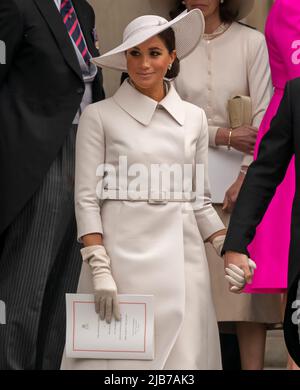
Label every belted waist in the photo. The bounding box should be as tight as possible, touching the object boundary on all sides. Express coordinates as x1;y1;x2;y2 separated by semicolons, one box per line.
99;189;197;204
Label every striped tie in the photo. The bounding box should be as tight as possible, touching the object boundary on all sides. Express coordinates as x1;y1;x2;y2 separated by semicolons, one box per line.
60;0;91;65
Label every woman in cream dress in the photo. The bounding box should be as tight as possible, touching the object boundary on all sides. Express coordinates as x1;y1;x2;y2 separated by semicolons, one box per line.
61;10;229;370
175;0;282;369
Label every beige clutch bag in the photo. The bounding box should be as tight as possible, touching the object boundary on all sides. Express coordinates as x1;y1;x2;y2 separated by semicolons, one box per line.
228;96;252;129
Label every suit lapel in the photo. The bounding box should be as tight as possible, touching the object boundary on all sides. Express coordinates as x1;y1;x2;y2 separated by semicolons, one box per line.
73;0;99;57
33;0;82;80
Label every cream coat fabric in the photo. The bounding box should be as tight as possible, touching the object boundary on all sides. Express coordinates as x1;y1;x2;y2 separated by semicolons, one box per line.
175;22;273;202
61;80;224;370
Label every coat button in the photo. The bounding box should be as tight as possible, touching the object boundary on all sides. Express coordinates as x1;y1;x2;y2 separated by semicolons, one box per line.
77;87;84;94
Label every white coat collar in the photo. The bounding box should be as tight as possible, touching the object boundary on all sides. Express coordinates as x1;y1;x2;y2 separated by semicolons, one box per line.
113;79;185;126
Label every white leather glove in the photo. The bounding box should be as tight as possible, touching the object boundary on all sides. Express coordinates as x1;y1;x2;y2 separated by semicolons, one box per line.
225;259;257;293
211;235;226;257
81;245;121;323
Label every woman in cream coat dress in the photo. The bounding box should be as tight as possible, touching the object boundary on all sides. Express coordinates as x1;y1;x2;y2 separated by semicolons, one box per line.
61;10;227;370
175;0;282;370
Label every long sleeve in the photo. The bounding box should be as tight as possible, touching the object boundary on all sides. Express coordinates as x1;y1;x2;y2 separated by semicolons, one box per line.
208;125;220;147
194;111;225;240
0;0;23;87
222;82;294;256
75;104;105;240
241;32;273;167
248;33;272;129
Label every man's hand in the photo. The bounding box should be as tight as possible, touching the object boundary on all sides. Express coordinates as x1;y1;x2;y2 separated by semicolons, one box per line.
224;251;256;293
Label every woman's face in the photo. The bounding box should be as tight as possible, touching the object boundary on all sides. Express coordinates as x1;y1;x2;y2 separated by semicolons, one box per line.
126;35;176;94
184;0;220;18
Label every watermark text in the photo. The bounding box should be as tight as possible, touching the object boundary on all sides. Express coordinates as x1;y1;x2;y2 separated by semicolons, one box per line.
0;40;6;64
0;300;6;325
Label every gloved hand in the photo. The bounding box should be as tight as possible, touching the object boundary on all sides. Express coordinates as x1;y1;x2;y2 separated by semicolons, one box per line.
225;259;257;293
80;245;121;323
211;234;226;257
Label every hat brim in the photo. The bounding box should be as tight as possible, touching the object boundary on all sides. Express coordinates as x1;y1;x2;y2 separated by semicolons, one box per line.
92;9;204;71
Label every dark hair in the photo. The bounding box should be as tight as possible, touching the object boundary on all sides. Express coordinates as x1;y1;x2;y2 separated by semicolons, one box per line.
219;0;239;23
169;2;185;19
170;0;238;24
158;28;180;79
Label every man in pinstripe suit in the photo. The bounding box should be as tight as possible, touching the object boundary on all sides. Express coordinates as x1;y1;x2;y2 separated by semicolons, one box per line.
0;0;104;369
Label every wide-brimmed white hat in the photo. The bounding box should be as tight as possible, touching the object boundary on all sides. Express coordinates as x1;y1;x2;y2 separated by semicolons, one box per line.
92;9;204;71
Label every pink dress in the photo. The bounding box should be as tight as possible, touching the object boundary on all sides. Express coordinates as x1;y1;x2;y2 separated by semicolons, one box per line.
245;0;300;293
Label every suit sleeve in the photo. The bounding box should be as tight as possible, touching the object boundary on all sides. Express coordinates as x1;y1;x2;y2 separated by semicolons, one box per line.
222;81;294;256
0;0;23;87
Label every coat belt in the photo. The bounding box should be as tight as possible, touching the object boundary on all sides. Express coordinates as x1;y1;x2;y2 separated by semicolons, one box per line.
100;189;197;204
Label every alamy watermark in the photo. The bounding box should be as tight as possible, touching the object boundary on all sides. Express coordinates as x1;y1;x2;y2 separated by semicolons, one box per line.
0;300;6;325
0;40;6;64
291;300;300;325
94;156;206;210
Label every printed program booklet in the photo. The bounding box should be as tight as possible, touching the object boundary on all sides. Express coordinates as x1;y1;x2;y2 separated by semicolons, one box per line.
65;293;154;360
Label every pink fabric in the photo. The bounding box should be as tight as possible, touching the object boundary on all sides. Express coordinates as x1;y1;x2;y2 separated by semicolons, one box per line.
245;0;300;293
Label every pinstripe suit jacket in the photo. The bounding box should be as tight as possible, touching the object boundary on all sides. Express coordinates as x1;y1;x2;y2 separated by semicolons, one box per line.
0;0;105;235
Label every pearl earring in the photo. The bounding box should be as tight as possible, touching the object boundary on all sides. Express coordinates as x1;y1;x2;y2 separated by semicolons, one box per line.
220;0;224;3
168;64;172;71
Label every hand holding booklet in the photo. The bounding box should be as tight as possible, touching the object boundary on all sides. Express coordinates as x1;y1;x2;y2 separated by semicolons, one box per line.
65;294;154;360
